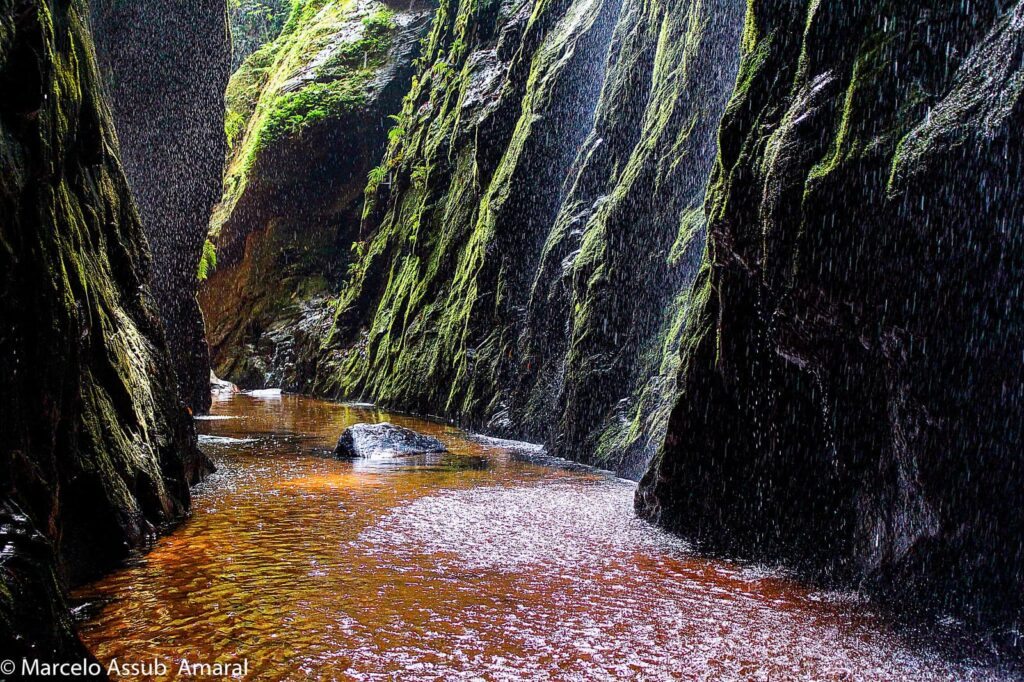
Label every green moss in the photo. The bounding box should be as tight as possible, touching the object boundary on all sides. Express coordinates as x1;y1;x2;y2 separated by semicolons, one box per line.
320;9;395;74
258;80;367;146
805;34;886;185
212;0;403;238
669;208;705;264
225;109;247;149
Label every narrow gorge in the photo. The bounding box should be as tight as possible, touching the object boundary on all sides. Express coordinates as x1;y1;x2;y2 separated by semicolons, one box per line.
1;0;1022;677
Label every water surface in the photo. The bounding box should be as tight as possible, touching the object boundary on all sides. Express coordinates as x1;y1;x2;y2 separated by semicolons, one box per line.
76;394;1007;680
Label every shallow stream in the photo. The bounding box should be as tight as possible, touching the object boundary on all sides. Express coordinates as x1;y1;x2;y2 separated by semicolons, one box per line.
75;393;1007;680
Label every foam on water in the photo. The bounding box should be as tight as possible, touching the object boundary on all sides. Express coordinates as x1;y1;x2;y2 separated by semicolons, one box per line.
245;388;283;398
197;434;258;445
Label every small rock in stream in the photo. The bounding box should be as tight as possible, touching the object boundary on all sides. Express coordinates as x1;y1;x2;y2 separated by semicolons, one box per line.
333;423;447;460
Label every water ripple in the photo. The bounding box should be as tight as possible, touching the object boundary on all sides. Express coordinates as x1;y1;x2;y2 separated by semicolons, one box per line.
73;395;1014;681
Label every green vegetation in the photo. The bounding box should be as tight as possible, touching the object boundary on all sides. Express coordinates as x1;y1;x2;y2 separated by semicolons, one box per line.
258;81;366;146
347;240;368;279
252;7;395;149
385;112;407;145
198;239;218;281
411;164;430;188
212;1;402;239
320;10;396;75
368;164;389;185
225;109;247;148
228;0;291;69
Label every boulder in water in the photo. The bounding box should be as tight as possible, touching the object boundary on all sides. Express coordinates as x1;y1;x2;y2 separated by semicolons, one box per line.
333;423;447;460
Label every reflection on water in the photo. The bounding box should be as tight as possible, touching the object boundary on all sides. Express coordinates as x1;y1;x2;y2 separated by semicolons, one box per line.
75;394;1008;680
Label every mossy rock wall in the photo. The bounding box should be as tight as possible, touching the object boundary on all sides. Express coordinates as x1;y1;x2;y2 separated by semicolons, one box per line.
0;0;208;658
314;0;743;477
89;0;232;414
516;0;744;474
639;0;1024;636
202;0;434;390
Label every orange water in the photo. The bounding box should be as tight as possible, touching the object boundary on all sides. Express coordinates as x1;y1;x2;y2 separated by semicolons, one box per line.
75;393;1005;680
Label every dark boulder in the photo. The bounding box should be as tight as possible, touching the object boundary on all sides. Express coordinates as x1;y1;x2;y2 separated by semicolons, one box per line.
333;423;447;459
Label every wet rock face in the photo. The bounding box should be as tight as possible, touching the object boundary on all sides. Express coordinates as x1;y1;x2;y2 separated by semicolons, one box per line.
313;0;744;477
515;0;744;475
90;0;232;414
201;0;434;393
0;503;95;662
210;371;241;398
333;423;447;459
639;1;1024;634
0;0;209;657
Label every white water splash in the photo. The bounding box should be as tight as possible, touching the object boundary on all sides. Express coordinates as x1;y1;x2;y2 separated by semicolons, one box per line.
357;481;689;571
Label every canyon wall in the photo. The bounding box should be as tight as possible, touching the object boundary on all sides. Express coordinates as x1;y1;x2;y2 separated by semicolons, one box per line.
306;0;744;476
638;0;1024;637
0;0;209;658
202;0;435;390
202;0;744;477
90;0;232;414
4;0;1020;658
